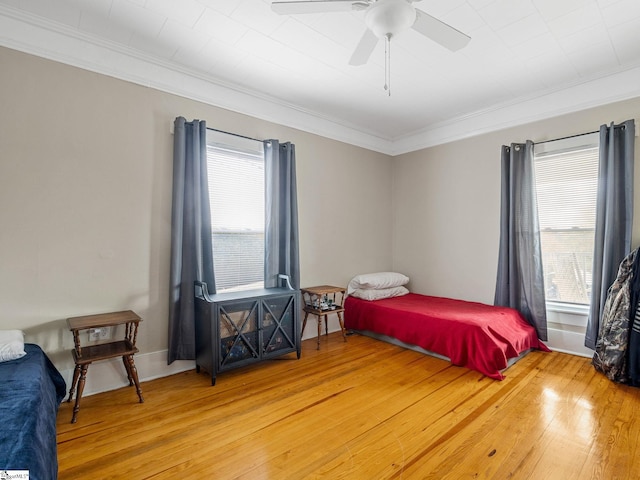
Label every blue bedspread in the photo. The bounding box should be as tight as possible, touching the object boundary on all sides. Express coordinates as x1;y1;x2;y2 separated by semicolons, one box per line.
0;343;66;480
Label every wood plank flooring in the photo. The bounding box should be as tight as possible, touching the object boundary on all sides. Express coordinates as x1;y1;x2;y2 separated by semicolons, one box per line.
56;332;640;479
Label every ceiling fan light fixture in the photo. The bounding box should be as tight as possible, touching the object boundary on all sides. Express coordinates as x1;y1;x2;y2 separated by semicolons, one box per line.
365;0;416;38
271;0;471;95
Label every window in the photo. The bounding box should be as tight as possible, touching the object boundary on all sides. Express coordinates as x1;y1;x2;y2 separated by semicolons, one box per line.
206;131;265;293
533;133;599;307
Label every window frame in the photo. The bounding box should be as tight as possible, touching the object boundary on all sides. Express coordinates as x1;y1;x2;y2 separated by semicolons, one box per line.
533;131;599;314
206;130;266;294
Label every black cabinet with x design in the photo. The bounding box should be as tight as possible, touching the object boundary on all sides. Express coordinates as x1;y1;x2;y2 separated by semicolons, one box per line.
194;281;300;385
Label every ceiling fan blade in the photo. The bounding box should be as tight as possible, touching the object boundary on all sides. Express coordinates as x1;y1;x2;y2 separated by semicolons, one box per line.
349;29;379;66
412;9;471;52
271;1;357;15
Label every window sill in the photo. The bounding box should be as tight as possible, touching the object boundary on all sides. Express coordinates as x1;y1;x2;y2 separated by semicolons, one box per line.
546;301;588;328
546;301;589;316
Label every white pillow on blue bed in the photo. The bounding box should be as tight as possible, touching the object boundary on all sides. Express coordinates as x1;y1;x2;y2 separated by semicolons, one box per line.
351;286;410;301
347;272;409;294
0;330;26;362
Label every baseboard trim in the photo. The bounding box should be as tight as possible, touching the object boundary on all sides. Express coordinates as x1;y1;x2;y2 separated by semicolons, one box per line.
61;324;333;397
59;350;195;397
60;324;593;396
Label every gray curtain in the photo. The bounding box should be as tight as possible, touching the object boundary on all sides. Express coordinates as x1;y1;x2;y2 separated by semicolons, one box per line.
495;141;548;340
168;117;215;364
264;140;300;290
585;120;635;350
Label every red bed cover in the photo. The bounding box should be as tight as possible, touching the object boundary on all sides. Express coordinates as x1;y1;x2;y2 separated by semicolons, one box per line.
344;293;549;380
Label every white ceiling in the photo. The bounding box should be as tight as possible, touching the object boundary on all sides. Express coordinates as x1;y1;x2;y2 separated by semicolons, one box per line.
1;0;640;154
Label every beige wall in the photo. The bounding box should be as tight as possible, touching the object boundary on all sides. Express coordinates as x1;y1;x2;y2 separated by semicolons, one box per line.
392;98;640;305
0;46;393;374
3;43;638;380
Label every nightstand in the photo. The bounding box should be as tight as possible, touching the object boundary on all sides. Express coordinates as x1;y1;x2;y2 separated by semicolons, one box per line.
300;285;347;349
66;310;144;423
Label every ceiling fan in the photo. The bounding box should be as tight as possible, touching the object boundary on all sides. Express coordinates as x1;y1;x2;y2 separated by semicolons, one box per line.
271;0;471;95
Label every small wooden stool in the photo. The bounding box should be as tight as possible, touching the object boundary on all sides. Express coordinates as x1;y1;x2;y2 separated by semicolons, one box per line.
300;285;347;349
66;310;144;423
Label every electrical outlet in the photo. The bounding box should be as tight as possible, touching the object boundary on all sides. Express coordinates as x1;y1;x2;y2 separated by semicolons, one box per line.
88;327;110;341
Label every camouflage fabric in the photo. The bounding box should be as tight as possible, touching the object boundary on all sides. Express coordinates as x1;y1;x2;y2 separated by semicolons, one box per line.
592;249;638;383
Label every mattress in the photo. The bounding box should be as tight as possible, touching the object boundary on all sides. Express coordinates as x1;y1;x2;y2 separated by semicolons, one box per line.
344;293;549;380
0;343;66;479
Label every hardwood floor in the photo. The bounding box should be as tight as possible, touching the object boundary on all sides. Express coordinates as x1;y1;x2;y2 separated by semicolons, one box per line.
56;332;640;479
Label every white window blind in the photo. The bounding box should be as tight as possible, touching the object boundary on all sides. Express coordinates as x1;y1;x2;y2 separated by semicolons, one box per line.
534;133;599;306
206;132;265;293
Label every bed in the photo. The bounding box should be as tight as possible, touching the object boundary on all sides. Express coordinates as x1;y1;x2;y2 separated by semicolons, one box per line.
344;293;549;380
0;343;66;479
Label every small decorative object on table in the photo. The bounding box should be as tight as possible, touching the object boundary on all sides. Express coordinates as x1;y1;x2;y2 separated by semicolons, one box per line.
300;285;347;349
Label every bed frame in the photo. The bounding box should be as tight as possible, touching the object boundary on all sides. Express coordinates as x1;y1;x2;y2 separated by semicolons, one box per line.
352;329;531;370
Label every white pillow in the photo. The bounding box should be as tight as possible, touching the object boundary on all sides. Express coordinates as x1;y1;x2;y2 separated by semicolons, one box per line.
0;330;26;362
347;272;409;294
351;286;410;301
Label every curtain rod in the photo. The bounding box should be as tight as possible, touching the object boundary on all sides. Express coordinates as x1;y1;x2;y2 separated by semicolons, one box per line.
534;129;599;146
534;122;634;146
206;127;265;144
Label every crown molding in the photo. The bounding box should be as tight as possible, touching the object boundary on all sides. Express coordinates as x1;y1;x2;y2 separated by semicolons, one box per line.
1;4;639;157
0;5;393;154
391;64;640;155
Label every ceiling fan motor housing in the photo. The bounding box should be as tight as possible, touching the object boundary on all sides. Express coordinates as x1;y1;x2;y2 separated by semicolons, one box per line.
365;0;417;38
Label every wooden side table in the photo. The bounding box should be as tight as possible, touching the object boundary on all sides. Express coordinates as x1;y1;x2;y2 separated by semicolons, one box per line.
301;285;347;349
66;310;144;423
